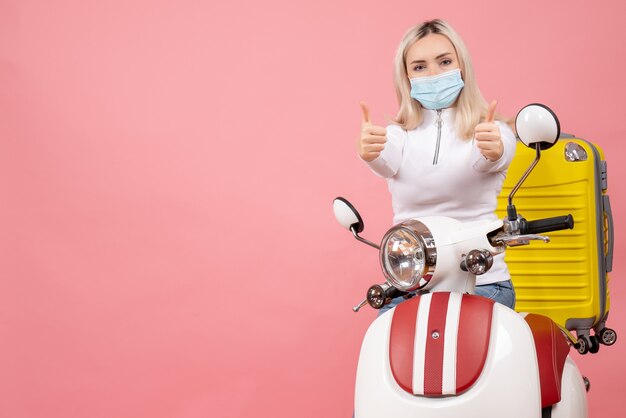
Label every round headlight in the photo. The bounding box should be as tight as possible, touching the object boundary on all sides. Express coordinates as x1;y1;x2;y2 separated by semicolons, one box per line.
380;221;435;291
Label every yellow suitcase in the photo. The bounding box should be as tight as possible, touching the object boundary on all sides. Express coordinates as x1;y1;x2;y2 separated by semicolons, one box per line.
496;137;616;354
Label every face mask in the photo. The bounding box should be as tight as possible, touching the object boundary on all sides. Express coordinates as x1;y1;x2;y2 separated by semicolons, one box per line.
409;68;465;110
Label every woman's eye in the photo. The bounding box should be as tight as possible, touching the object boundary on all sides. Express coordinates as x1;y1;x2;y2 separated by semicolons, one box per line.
413;64;426;71
441;59;452;66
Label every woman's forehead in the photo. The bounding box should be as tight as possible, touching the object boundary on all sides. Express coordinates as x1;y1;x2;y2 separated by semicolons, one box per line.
406;34;457;62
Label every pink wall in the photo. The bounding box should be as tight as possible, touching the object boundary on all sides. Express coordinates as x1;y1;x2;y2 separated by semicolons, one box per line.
1;0;625;416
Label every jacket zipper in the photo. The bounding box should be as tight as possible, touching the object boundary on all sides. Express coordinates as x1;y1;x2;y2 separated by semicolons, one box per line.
433;109;443;165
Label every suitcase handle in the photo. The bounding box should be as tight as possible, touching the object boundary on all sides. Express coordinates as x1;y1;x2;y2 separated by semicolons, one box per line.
603;195;614;273
521;215;574;234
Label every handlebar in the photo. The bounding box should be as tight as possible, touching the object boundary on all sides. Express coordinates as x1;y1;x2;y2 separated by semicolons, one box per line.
384;286;405;301
520;215;574;234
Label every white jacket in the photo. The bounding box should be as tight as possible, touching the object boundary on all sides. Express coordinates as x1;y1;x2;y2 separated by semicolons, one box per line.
365;108;517;285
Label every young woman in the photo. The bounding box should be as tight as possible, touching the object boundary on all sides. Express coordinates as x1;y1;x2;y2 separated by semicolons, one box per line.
358;19;517;311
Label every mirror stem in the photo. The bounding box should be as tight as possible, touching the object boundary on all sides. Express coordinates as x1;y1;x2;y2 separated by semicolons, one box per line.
507;144;541;221
351;226;381;250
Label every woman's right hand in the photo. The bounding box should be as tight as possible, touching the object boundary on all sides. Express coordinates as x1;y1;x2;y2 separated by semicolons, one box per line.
357;102;387;162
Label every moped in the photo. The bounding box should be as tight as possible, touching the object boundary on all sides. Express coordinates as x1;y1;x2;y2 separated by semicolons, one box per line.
334;104;588;418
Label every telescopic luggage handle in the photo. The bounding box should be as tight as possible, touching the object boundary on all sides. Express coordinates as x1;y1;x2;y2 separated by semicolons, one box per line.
603;195;614;273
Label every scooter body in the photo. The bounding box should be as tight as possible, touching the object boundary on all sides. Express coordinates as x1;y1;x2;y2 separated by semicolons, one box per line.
354;215;587;418
355;293;587;418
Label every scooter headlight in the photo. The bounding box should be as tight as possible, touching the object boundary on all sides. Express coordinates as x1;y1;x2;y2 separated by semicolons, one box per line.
380;220;436;291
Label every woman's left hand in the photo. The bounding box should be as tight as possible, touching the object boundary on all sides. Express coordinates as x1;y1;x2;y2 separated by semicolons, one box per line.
474;100;503;161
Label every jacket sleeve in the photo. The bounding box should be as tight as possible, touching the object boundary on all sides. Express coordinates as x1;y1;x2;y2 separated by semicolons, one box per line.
472;121;517;173
362;124;406;178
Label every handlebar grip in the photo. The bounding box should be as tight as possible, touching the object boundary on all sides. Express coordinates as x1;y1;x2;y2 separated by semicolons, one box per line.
521;215;574;234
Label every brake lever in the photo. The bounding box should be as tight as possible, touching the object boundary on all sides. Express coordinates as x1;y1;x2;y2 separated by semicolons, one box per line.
353;298;368;312
495;233;550;247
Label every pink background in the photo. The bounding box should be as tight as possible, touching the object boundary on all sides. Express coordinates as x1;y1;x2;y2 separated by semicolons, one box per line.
1;0;625;417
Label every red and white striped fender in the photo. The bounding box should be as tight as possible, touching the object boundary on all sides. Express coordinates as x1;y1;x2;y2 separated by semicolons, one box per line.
388;292;494;396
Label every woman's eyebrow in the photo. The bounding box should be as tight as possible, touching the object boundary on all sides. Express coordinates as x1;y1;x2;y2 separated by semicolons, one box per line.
409;52;454;64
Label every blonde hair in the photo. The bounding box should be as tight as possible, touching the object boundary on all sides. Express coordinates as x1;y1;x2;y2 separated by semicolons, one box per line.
393;19;491;139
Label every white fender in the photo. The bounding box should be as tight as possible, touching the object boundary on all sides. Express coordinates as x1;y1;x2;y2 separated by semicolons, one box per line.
355;302;542;418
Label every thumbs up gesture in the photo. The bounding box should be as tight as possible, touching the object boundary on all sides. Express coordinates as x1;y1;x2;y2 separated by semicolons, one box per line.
357;102;388;162
474;100;503;161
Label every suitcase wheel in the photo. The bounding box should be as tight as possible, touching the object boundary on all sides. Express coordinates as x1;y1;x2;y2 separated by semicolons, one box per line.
588;335;600;354
599;328;618;346
577;336;590;355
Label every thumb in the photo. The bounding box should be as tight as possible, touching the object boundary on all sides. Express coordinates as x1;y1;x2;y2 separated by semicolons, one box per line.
360;101;371;125
485;100;497;123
